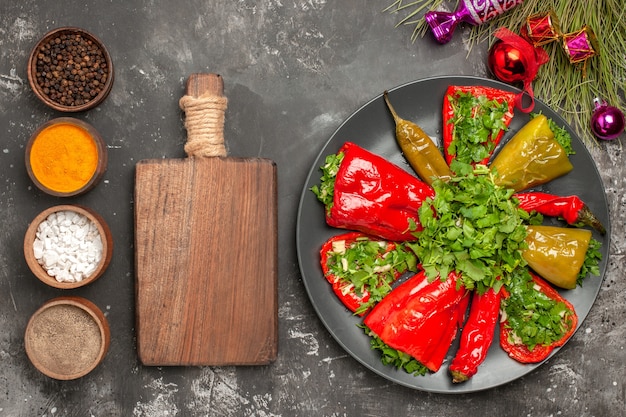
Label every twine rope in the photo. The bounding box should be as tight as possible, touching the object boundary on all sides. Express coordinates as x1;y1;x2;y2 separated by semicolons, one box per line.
179;93;228;157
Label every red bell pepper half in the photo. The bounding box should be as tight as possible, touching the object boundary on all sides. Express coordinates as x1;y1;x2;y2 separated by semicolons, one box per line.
317;142;435;241
449;286;502;383
515;192;606;235
443;85;516;166
320;231;418;316
363;270;469;372
499;272;578;364
426;291;470;372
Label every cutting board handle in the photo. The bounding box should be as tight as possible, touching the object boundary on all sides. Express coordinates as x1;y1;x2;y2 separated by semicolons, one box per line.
179;73;228;158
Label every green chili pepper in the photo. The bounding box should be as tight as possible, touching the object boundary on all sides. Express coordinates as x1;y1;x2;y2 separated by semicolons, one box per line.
384;91;452;186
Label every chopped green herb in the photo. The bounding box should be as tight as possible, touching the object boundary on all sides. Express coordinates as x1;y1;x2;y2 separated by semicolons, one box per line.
502;270;574;351
311;151;344;214
409;160;541;292
447;92;510;164
578;238;602;286
325;236;418;315
361;325;429;376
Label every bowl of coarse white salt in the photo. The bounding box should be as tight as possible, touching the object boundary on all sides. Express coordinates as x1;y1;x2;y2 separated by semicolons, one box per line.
24;205;113;289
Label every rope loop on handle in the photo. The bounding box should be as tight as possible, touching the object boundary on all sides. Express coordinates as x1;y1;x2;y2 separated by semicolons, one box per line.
179;93;228;157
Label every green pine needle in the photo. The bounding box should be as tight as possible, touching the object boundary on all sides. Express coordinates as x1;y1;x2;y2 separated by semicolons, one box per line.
385;0;626;145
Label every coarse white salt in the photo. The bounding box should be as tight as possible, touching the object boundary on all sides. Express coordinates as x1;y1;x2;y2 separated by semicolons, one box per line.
33;210;103;283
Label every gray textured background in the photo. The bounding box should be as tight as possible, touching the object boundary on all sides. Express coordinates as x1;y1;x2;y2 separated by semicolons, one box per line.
1;1;624;416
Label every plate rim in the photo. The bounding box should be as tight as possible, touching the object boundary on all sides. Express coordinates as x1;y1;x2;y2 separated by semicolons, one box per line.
296;75;611;393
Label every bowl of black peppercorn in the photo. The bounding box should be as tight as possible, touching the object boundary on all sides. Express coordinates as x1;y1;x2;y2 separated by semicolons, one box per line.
27;27;114;112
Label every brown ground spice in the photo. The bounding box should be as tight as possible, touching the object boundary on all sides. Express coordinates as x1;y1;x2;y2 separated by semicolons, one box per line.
28;304;102;376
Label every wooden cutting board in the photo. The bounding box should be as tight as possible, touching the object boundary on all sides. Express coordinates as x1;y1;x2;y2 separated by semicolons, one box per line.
134;73;278;366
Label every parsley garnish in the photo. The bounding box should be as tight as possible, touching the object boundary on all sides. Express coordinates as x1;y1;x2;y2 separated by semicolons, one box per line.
448;92;510;164
502;270;574;351
578;238;602;286
361;325;429;376
325;237;418;315
409;160;540;293
311;151;344;214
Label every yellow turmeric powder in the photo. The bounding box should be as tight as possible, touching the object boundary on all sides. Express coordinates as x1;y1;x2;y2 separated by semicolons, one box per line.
29;122;99;193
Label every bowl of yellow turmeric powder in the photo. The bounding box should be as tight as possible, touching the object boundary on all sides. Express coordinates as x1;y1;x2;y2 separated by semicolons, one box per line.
27;27;113;112
25;117;107;197
24;204;113;289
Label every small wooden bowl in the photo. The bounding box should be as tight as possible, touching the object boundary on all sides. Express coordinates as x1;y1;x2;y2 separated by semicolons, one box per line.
25;117;108;197
24;205;113;289
25;296;110;380
27;27;114;112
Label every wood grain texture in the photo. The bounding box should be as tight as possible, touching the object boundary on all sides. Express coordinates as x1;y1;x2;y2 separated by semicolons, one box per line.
135;157;277;365
134;73;277;366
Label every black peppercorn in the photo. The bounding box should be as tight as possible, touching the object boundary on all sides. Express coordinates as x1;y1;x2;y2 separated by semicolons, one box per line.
34;32;110;108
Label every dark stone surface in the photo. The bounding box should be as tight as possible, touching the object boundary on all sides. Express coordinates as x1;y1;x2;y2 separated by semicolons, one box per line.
1;1;624;416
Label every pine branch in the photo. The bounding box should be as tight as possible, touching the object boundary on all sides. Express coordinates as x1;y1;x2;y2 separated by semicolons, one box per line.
385;0;626;145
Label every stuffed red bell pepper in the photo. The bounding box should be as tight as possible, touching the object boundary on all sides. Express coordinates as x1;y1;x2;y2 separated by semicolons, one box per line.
311;141;435;241
443;85;516;166
499;271;578;364
363;270;469;372
320;231;418;316
426;292;470;372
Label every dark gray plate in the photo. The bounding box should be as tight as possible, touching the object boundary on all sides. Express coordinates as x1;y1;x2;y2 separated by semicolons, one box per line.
296;75;610;393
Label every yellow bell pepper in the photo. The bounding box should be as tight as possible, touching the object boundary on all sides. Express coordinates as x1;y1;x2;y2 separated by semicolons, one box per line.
522;225;592;289
491;115;573;192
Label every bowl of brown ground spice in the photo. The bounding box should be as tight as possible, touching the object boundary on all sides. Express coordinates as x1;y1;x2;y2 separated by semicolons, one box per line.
27;27;114;112
24;296;110;380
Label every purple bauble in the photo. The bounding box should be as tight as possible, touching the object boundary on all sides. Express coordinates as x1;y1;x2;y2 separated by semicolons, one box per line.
590;98;625;140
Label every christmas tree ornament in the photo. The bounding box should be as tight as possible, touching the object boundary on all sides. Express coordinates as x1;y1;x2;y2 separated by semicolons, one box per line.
424;0;524;44
521;10;561;46
488;40;527;84
590;98;625;140
386;0;626;144
562;25;599;76
488;27;549;112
